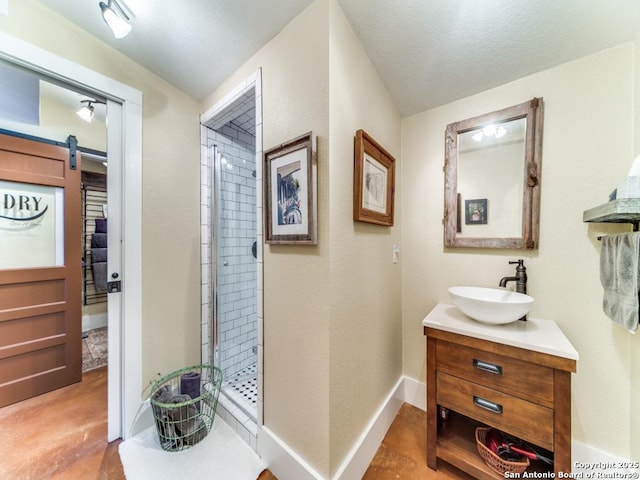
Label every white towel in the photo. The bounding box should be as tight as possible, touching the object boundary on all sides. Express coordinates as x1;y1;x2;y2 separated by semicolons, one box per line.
600;232;640;333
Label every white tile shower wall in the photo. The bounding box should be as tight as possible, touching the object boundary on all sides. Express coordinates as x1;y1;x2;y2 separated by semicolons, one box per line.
201;71;263;431
207;126;257;379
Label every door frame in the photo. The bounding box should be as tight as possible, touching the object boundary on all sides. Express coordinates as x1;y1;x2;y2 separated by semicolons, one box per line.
0;30;143;441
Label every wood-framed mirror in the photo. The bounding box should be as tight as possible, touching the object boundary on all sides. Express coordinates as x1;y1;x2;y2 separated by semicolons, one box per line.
444;98;543;249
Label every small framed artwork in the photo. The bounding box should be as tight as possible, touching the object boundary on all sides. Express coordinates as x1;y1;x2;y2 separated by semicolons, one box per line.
465;198;488;225
264;131;317;245
353;129;395;226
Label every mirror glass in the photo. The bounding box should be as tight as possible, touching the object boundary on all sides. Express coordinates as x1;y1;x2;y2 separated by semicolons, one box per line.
444;98;543;249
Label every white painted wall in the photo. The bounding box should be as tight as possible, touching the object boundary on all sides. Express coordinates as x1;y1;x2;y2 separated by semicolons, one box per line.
402;42;640;461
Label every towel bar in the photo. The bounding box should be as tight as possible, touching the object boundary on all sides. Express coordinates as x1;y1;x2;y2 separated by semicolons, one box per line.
597;221;640;240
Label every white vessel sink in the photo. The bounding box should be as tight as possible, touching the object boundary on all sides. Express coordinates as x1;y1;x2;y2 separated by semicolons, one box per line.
448;286;534;325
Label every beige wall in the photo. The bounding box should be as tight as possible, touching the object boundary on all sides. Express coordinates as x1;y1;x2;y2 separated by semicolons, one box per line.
203;1;332;474
0;86;107;151
202;0;403;475
0;0;203;382
402;42;639;459
327;1;402;474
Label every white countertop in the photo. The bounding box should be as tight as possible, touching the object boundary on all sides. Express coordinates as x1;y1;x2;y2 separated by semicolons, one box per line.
423;303;579;361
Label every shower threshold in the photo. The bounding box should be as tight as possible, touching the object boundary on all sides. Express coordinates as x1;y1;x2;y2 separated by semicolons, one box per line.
221;363;257;422
217;362;258;450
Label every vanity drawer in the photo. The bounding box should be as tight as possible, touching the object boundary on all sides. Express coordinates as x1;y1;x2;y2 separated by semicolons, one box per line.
436;340;554;406
437;372;554;450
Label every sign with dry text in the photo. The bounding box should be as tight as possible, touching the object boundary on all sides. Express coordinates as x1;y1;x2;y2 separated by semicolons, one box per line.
0;180;63;268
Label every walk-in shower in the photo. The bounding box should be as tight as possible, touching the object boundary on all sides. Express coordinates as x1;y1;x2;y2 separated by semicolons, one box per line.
200;81;262;447
210;133;258;421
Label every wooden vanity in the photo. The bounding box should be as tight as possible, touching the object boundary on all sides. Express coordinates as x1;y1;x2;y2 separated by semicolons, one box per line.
423;303;578;479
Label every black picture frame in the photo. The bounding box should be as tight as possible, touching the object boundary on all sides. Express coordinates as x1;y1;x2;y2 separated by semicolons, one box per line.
465;198;487;225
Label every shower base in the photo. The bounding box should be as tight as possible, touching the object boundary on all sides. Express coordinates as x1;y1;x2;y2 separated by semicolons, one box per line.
217;363;258;450
221;363;257;421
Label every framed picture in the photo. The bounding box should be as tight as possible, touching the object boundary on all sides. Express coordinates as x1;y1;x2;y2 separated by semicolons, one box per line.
264;131;317;245
353;129;395;226
465;198;487;225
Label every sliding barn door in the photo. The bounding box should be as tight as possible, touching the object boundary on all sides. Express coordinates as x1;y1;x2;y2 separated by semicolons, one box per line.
0;132;82;407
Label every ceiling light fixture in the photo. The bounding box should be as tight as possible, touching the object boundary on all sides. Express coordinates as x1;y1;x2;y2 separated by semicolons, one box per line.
77;99;105;123
99;0;132;39
472;124;508;142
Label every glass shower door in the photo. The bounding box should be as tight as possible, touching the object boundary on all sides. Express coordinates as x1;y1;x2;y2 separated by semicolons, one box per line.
211;141;258;421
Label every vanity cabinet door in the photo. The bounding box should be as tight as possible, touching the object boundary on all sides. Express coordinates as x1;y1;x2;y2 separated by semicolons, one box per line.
436;341;554;406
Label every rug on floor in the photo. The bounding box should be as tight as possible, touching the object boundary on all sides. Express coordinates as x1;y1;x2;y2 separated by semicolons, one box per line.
119;417;265;480
82;327;108;372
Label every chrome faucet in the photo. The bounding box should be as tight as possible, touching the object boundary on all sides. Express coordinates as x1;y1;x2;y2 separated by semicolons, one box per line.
499;259;527;295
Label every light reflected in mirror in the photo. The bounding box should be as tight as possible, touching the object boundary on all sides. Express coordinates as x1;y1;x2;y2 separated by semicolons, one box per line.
458;117;526;238
444;98;543;249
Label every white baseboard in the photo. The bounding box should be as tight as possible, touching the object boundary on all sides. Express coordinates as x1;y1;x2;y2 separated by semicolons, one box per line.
402;375;426;411
257;426;325;480
257;376;407;480
572;440;635;473
332;377;404;480
257;376;636;479
82;313;107;331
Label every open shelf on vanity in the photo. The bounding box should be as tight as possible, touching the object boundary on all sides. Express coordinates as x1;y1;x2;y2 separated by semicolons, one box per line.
436;409;554;480
437;410;497;479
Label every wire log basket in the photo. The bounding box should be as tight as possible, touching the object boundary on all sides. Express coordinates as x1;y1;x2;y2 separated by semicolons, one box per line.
150;365;222;452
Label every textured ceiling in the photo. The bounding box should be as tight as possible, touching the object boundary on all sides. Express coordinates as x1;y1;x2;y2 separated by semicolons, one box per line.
37;0;640;117
37;0;315;101
338;0;640;115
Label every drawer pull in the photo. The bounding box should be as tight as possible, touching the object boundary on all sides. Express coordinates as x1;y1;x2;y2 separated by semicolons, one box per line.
473;359;503;375
473;396;503;414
